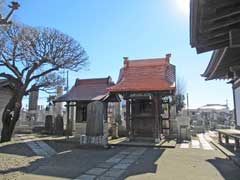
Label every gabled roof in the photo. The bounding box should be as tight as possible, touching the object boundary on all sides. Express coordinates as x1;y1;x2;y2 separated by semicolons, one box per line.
54;77;118;102
108;54;176;93
202;48;240;80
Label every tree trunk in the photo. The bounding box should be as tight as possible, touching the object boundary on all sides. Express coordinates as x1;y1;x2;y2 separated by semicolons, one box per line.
1;95;22;143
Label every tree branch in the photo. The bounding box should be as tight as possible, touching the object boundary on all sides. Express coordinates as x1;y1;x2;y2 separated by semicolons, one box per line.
29;66;59;82
0;73;18;85
1;54;21;78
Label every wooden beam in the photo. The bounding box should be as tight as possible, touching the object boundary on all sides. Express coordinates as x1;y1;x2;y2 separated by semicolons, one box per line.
198;33;228;44
198;38;229;49
203;0;240;11
202;18;240;34
206;8;240;22
197;41;229;53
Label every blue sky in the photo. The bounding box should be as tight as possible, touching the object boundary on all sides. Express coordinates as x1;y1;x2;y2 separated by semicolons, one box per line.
7;0;233;109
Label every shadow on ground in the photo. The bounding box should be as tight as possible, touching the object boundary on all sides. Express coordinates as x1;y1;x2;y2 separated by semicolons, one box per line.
0;138;127;179
207;157;240;180
0;141;35;157
120;148;165;180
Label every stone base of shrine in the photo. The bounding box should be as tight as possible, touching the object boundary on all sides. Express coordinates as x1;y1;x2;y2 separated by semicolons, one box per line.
80;135;108;146
75;122;109;146
109;137;176;148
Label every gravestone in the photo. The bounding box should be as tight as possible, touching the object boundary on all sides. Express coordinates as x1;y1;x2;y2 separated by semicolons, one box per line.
86;101;104;136
54;115;64;135
45;115;53;134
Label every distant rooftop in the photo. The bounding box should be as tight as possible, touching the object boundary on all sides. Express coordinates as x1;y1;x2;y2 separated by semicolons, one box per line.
198;104;228;110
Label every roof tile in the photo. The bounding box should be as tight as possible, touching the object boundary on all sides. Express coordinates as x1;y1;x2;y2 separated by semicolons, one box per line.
109;56;176;92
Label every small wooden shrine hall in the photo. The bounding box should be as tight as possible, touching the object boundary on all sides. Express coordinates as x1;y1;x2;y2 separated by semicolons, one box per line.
54;76;120;135
108;54;176;142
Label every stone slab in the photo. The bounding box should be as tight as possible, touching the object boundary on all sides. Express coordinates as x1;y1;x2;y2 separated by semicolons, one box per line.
74;174;96;180
120;159;135;164
112;163;131;170
105;158;121;163
85;168;107;176
97;162;115;169
125;155;139;160
103;168;125;178
111;154;126;159
97;176;116;180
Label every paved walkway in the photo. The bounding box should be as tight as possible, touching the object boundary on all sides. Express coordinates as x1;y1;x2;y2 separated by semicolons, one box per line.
1;132;239;180
74;147;146;180
178;133;214;150
24;140;57;158
123;147;240;180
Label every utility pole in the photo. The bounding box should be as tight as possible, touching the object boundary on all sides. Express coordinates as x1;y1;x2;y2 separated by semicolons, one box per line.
226;99;229;109
187;93;189;116
66;71;69;92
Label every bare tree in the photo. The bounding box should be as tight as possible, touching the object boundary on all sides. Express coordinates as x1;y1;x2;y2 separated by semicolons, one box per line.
176;76;186;113
0;23;88;142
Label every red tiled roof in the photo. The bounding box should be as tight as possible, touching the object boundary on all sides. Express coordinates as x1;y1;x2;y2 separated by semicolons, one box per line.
108;54;176;92
55;77;115;102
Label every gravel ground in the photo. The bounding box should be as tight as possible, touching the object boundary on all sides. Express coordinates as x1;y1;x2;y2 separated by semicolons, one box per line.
0;142;42;180
0;135;115;180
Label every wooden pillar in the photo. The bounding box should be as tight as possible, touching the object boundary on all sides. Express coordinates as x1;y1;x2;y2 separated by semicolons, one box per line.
154;93;160;142
159;97;163;134
225;135;229;144
234;138;239;151
130;99;134;138
126;98;131;138
218;132;222;144
104;102;108;123
66;102;70;137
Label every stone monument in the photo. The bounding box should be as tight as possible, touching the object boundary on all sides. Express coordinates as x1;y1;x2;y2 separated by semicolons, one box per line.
80;101;108;146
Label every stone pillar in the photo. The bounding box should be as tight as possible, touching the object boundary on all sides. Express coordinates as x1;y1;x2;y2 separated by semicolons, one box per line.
55;86;64;116
29;91;38;111
112;103;120;139
28;90;39;128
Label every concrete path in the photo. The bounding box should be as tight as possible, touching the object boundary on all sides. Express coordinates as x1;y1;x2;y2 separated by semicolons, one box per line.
198;133;214;150
123;147;240;180
179;133;214;150
74;147;146;180
3;132;240;180
24;140;57;158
